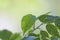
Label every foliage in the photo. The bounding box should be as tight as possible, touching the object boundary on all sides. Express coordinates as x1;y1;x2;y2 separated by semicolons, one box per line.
0;30;21;40
0;13;60;40
21;14;36;33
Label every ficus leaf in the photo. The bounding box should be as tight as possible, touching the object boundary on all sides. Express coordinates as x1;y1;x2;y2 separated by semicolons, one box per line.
55;18;60;30
0;30;12;40
40;30;49;40
38;13;55;23
51;37;58;40
34;37;40;40
15;34;21;40
29;33;39;37
21;14;36;33
9;33;21;40
46;24;60;37
0;31;2;38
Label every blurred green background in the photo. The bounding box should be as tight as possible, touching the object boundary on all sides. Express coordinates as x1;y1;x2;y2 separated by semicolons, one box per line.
0;0;59;33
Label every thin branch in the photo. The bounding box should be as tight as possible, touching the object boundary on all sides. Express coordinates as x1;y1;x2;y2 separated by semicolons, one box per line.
33;23;43;32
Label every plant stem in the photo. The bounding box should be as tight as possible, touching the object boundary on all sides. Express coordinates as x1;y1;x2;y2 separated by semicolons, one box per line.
33;23;44;32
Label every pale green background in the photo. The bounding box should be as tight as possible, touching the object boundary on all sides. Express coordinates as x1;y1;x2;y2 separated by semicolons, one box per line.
0;0;59;34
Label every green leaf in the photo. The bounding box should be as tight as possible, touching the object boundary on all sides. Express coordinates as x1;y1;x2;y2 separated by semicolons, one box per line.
9;33;21;40
46;24;60;37
51;37;58;40
0;30;12;40
29;33;39;37
0;31;2;38
38;13;55;23
34;37;40;40
15;35;21;40
40;30;49;40
42;38;48;40
55;18;60;30
21;14;36;33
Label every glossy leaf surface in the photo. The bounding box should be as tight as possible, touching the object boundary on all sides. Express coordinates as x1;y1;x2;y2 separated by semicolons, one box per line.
46;24;60;37
21;14;36;33
38;14;55;23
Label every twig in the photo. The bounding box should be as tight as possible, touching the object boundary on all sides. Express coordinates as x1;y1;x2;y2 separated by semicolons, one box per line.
32;23;43;32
